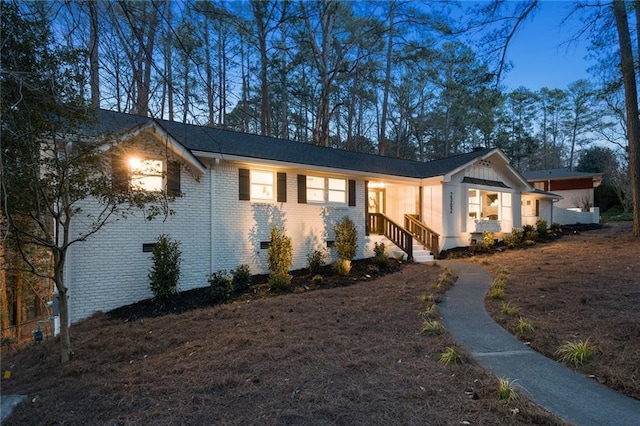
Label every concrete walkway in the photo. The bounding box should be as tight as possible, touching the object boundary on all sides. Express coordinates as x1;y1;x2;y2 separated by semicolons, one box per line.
439;260;640;426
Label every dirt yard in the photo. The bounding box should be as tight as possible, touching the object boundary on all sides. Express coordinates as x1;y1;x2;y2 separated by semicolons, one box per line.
1;222;636;424
480;221;639;401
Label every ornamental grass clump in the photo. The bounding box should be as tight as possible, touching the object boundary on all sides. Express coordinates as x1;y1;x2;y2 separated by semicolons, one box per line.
498;378;520;404
517;317;534;333
439;347;463;365
421;320;445;335
556;338;597;367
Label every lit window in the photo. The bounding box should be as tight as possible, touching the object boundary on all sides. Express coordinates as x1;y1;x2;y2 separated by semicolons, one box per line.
468;190;480;219
328;178;346;203
250;170;274;200
306;176;325;202
129;158;163;191
468;189;501;220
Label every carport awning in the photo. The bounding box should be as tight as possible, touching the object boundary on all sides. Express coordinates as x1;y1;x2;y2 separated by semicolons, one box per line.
462;177;511;188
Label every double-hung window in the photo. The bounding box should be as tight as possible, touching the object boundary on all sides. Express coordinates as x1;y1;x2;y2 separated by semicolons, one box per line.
327;178;346;203
250;170;274;201
306;176;347;204
306;176;325;202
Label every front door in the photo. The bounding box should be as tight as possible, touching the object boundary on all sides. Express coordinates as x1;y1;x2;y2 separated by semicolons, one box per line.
368;188;385;214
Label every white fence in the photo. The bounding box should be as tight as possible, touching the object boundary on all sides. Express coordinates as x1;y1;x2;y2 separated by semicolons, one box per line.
552;206;600;225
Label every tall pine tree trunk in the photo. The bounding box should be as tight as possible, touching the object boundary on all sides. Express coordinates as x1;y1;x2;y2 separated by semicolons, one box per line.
612;0;640;237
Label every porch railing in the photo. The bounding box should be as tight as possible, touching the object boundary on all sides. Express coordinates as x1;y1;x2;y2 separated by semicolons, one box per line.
404;214;440;255
368;213;413;261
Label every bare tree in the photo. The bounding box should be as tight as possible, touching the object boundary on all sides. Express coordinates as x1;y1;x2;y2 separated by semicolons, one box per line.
612;0;640;236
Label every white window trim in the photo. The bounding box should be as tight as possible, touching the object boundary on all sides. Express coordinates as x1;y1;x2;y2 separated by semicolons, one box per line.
129;158;164;192
250;170;275;201
307;175;347;204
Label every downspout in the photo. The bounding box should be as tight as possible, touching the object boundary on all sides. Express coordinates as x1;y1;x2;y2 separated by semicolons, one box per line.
210;160;216;274
418;185;423;221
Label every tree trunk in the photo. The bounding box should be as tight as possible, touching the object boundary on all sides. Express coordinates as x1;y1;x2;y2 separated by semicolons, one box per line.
205;18;215;126
252;1;271;136
379;1;394;156
12;273;22;339
52;249;72;362
88;1;100;108
0;219;8;335
612;0;640;237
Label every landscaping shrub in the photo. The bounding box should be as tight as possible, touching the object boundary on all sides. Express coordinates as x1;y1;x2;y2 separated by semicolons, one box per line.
148;234;181;305
536;218;548;236
333;258;352;276
482;231;495;249
267;225;292;290
334;216;357;261
306;249;326;275
232;264;251;292
373;242;386;257
372;242;389;268
209;270;232;302
504;228;523;248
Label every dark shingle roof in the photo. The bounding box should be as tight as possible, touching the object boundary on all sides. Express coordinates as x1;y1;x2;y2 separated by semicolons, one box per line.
94;109;494;179
522;168;603;180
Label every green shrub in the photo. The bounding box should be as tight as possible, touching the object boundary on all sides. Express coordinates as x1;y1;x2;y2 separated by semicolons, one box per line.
232;264;251;292
504;228;523;248
209;270;232;302
306;249;326;275
373;242;386;257
333;258;352;276
482;231;495;249
367;264;380;274
148;234;181;305
373;254;389;269
267;225;293;291
268;271;292;291
334;216;357;261
536;218;548;235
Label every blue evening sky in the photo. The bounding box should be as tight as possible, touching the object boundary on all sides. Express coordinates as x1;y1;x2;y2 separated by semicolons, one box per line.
499;0;593;91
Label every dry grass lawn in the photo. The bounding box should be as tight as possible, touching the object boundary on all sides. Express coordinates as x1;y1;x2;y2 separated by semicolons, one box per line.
3;222;637;424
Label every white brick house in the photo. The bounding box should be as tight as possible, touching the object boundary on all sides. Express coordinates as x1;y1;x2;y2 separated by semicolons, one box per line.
64;109;559;323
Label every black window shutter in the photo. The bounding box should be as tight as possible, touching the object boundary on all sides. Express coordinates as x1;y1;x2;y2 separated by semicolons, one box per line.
277;172;287;202
167;161;181;195
297;174;307;203
111;153;128;193
348;179;356;206
239;168;250;200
